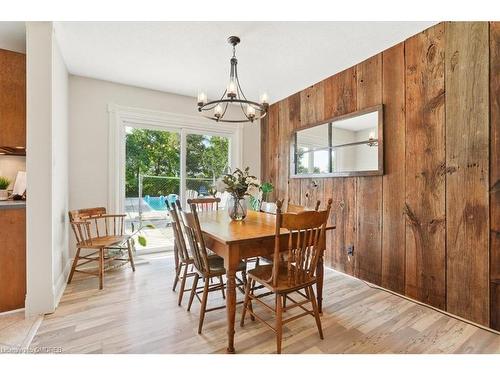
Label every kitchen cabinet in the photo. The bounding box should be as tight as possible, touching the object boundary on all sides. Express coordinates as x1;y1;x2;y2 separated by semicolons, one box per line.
0;206;26;312
0;48;26;149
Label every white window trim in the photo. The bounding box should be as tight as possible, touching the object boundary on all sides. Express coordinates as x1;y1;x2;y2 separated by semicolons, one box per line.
108;103;243;213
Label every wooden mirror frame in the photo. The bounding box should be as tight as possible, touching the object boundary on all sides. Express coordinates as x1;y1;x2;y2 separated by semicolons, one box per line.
290;104;384;178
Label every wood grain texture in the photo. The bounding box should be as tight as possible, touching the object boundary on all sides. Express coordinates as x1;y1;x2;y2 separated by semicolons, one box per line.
266;104;280;202
489;21;500;330
300;179;324;209
324;67;357;119
260;114;268;187
355;54;383;285
445;22;490;326
277;99;291;200
300;81;325;125
28;256;500;353
0;208;26;312
381;43;406;294
323;68;358;272
404;24;446;310
0;49;26;148
261;22;497;329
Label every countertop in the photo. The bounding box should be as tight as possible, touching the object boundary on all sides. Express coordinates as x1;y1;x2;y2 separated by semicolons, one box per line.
0;200;26;209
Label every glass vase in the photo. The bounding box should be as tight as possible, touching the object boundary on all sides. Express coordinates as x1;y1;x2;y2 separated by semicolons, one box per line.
227;195;247;221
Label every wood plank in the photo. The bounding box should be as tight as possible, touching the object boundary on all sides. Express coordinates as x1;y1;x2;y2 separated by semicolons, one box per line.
324;178;355;274
381;42;406;294
343;177;357;276
300;81;325;125
355;54;383;285
260;113;269;184
0;208;26;312
300;178;324;209
489;21;500;330
28;254;500;353
276;95;298;201
0;48;26;148
323;67;357;271
287;179;302;206
324;67;357;119
276;99;288;201
404;23;446;310
445;21;490;327
266;104;280;202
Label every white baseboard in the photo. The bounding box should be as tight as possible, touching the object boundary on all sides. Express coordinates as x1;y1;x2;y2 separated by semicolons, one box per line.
53;259;72;309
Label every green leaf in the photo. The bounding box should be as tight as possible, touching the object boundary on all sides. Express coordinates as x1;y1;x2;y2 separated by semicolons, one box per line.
145;224;156;229
138;235;147;247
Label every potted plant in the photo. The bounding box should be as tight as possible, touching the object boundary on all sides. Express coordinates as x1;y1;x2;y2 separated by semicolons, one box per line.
249;181;274;211
0;176;11;201
216;167;260;221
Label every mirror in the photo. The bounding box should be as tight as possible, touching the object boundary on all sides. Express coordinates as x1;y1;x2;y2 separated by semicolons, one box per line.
291;105;383;177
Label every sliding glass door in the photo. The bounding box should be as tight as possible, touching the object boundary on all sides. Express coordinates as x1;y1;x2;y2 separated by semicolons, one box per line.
123;123;231;253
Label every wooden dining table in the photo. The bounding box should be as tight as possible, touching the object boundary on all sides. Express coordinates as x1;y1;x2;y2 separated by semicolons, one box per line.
196;209;334;353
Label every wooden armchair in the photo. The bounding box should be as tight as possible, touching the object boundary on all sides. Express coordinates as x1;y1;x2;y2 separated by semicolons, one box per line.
68;207;135;289
240;199;332;353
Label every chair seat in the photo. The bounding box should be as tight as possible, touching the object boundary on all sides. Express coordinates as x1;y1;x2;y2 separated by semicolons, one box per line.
248;264;316;292
206;255;246;276
78;235;130;248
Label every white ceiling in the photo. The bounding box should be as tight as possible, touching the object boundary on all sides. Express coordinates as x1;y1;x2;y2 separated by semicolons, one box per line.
0;22;25;53
55;22;437;103
0;21;437;103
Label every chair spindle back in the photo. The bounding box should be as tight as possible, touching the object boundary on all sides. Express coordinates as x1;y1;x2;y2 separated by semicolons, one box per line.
167;200;191;263
187;197;221;212
271;199;332;287
179;203;211;275
69;207;126;246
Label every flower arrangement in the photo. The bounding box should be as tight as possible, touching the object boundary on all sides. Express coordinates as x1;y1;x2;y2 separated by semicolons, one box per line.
216;167;260;199
216;167;260;220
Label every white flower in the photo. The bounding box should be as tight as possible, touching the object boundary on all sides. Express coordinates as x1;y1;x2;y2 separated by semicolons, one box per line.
215;178;228;193
246;176;260;186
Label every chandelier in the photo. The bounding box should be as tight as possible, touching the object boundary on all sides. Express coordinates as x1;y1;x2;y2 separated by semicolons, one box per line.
197;36;268;123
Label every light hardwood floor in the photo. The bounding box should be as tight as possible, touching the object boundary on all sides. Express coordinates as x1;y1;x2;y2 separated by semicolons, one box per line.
29;254;500;354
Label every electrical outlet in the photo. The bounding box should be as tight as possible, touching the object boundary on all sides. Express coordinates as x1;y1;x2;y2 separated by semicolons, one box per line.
346;245;354;256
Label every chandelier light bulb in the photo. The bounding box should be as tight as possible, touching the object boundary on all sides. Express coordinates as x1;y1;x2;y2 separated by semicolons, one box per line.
246;105;256;119
214;104;223;118
197;91;207;106
227;80;237;98
369;131;375;140
260;92;269;104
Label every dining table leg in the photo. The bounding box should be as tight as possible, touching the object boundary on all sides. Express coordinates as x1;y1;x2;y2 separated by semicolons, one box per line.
224;246;240;353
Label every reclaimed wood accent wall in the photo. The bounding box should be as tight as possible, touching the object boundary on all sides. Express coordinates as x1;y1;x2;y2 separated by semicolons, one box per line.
260;22;499;329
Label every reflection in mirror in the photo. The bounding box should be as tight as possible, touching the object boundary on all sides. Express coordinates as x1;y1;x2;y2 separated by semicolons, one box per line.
332;111;378;172
296;123;330;174
292;106;382;177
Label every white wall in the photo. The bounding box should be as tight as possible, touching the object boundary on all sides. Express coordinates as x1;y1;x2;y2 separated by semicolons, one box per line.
25;22;69;317
51;30;70;304
68;75;260;216
0;156;25;188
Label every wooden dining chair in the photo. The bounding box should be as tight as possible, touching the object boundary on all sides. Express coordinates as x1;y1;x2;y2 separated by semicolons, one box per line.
253;200;320;268
187;197;221;212
68;207;135;290
240;199;332;353
180;202;248;334
261;200;320;215
168;200;204;306
287;198;321;213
